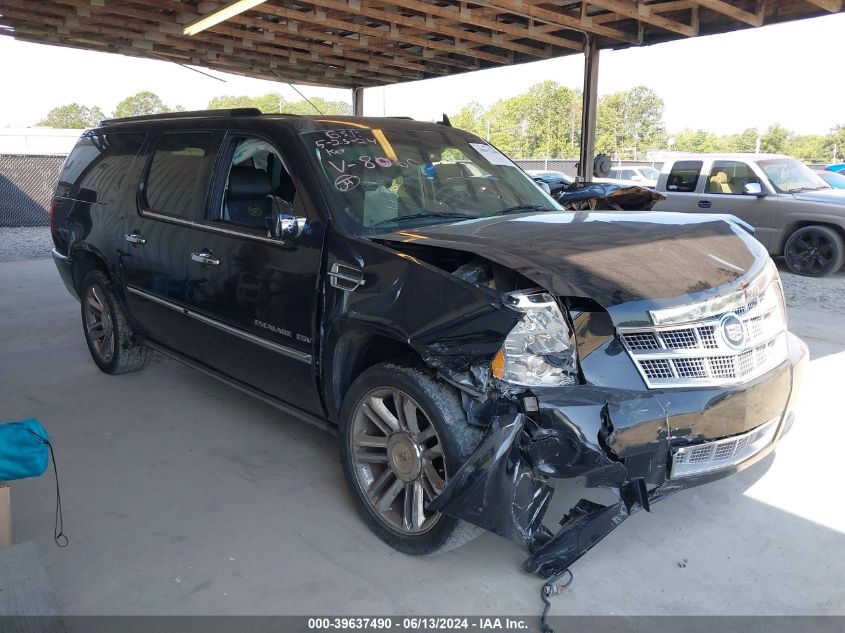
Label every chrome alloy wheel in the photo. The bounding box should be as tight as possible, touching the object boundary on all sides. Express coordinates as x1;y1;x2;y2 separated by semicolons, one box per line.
84;284;115;363
349;388;447;535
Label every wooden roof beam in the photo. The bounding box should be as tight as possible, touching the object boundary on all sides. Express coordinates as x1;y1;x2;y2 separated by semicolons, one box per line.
2;7;397;86
8;25;368;88
260;2;499;64
467;0;640;44
141;0;474;73
804;0;843;11
376;0;583;51
687;1;763;27
366;5;549;57
47;0;441;79
587;0;698;36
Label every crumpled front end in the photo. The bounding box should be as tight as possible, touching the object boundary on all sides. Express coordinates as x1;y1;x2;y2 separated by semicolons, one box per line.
430;331;807;577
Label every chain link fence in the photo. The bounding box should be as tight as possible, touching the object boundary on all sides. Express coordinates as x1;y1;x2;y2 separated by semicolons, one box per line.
0;154;65;227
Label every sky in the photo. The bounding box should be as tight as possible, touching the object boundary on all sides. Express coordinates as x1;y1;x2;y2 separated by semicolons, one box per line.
0;11;843;136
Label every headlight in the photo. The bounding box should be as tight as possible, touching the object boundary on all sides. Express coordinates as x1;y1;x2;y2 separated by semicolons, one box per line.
491;291;578;387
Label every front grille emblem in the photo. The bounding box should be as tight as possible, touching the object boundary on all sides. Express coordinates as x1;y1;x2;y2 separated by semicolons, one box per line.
720;313;746;349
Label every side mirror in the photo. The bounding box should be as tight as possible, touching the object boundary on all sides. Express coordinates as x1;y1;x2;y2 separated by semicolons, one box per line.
742;182;764;196
266;196;306;239
536;180;551;194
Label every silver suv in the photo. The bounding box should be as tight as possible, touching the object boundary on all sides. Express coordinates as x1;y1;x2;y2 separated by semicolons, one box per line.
653;153;845;276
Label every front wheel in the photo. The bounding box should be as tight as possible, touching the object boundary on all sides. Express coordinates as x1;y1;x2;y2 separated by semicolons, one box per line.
339;363;482;556
783;225;844;277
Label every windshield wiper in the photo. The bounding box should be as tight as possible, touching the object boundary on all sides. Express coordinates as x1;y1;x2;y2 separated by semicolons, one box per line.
788;186;829;192
371;212;473;227
496;204;556;215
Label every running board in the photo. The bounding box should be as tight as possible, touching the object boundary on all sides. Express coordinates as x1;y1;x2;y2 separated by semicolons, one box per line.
140;338;336;435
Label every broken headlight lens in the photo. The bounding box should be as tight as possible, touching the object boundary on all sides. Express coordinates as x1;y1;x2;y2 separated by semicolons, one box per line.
491;291;578;387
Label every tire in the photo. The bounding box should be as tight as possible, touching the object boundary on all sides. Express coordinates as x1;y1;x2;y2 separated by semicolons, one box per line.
783;225;845;277
339;362;483;556
80;270;151;374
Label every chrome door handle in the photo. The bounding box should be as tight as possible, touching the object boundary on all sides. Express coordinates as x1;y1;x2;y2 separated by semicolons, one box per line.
125;233;146;244
191;250;220;266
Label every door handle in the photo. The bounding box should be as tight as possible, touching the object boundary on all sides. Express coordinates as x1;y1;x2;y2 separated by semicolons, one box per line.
698;200;712;209
125;233;146;244
191;250;220;266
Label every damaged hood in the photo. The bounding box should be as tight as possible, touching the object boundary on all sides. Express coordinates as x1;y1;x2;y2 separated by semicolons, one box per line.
373;210;769;327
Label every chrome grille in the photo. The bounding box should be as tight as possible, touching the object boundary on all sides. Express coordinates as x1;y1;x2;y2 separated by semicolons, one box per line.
619;277;788;389
641;359;673;379
671;418;779;477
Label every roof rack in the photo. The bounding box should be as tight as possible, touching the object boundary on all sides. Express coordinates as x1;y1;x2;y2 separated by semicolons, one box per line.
100;108;262;125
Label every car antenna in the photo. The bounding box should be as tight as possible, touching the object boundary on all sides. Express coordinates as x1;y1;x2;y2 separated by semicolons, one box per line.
440;113;452;127
287;82;324;115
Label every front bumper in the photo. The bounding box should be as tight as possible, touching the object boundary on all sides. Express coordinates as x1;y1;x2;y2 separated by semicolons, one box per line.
430;332;808;577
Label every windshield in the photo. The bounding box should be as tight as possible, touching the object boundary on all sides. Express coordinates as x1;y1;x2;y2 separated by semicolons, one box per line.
757;158;830;193
640;167;660;181
303;126;560;233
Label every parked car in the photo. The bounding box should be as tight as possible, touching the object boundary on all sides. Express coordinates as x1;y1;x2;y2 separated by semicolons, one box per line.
594;165;660;188
51;111;806;577
653;153;845;276
826;163;845;174
817;170;845;189
525;169;574;196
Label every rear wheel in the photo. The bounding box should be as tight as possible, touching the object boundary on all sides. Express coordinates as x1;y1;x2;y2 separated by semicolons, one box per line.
81;270;150;374
783;225;844;277
339;363;482;555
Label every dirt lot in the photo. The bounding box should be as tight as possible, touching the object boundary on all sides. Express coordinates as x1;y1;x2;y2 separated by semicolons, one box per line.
1;229;843;617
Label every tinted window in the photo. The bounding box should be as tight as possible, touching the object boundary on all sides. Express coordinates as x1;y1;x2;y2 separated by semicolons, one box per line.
215;136;296;231
59;132;146;205
706;160;761;195
666;161;702;192
144;132;220;218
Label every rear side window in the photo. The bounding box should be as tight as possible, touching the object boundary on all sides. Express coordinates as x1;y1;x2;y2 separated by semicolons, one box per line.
666;161;702;192
144;132;221;219
58;132;146;204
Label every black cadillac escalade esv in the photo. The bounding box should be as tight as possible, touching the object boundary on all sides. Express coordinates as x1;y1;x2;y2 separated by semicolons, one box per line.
51;109;807;578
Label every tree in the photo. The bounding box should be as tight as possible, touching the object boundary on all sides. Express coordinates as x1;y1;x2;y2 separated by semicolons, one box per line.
717;128;759;153
671;128;720;153
760;123;790;154
452;82;582;158
37;103;105;128
112;91;173;118
207;93;352;115
785;134;827;161
596;86;666;159
283;96;352;115
451;101;486;137
824;124;845;162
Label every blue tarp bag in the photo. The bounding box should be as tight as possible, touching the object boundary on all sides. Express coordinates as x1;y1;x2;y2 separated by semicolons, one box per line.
0;418;50;481
0;418;67;546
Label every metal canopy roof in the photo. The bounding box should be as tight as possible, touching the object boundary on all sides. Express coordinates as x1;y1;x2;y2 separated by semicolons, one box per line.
0;1;842;89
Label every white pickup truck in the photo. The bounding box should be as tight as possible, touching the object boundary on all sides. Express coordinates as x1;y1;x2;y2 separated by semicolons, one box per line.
652;153;845;276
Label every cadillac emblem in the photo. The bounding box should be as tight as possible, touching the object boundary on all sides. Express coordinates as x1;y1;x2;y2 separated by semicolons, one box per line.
720;313;746;349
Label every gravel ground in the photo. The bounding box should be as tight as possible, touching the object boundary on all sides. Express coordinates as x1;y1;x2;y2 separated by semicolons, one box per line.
777;261;845;315
0;226;52;261
2;224;844;312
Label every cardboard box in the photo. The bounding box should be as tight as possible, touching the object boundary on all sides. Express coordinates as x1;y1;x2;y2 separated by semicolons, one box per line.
0;484;10;548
